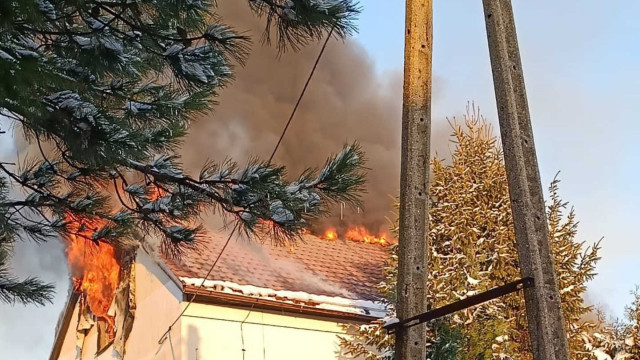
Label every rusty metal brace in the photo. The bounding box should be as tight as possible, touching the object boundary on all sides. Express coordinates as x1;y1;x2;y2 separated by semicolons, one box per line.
384;277;534;334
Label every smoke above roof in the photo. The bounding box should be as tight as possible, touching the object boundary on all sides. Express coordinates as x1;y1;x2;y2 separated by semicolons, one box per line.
180;2;451;235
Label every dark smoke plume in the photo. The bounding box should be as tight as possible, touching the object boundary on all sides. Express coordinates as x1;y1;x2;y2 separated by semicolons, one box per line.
181;2;450;236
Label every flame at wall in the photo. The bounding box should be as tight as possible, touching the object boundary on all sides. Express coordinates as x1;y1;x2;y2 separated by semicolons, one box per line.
65;213;120;332
64;183;161;320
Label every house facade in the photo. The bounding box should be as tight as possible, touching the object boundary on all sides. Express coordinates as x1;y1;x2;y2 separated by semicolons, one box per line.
49;232;389;360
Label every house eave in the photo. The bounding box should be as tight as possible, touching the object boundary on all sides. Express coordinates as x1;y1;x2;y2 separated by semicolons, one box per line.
182;285;380;323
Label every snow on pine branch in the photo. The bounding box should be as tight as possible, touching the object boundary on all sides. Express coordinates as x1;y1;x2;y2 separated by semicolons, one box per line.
248;0;361;50
0;0;365;307
124;143;365;243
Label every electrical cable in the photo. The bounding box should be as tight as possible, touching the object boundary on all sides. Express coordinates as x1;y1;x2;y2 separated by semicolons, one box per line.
158;221;239;344
240;305;255;360
157;28;334;346
268;27;334;163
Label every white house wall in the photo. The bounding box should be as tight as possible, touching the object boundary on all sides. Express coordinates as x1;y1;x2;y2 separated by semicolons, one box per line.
53;250;367;360
54;250;183;360
179;302;357;360
55;297;83;360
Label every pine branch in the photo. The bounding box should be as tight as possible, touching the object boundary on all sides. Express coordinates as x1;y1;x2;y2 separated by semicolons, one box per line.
0;247;54;306
0;0;364;307
249;0;361;51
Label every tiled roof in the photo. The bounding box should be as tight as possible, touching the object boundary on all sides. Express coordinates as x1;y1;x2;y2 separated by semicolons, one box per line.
163;232;390;301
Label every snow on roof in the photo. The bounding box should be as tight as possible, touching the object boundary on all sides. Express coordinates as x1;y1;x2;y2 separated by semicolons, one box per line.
181;277;387;318
163;232;391;316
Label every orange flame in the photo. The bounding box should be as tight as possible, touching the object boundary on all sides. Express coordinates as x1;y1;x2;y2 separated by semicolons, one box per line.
345;226;389;246
65;213;120;331
318;226;391;246
148;185;165;201
323;228;338;241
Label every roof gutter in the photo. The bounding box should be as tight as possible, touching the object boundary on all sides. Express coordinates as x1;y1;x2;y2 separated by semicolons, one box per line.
182;285;380;323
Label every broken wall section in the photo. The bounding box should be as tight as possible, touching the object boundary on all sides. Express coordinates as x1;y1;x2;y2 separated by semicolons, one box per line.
51;249;183;360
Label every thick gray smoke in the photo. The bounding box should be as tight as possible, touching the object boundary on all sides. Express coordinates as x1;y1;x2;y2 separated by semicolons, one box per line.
181;2;451;236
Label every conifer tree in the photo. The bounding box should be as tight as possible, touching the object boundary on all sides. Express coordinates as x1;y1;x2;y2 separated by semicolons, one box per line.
340;108;601;360
0;0;364;305
586;289;640;360
627;291;640;358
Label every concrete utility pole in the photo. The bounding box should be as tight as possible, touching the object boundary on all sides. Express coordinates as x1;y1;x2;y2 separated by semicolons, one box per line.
482;1;571;360
395;0;432;358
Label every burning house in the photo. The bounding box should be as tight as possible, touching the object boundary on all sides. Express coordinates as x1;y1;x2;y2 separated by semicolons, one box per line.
48;228;390;360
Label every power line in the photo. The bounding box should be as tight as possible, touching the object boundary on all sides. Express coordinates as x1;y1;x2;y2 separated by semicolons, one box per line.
240;305;255;360
158;29;334;345
159;221;239;344
268;27;334;163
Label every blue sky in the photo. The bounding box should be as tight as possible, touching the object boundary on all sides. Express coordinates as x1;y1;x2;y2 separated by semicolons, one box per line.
354;0;640;315
1;1;639;358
